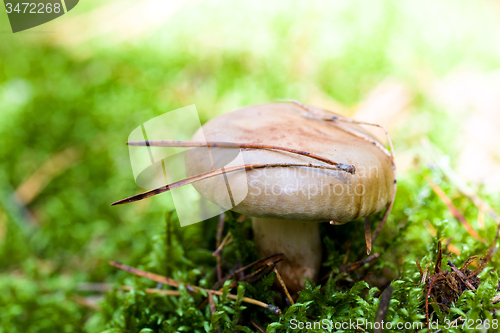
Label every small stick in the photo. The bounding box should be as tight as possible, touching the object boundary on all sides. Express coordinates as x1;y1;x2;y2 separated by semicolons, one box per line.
213;232;233;257
445;272;461;295
122;285;181;296
435;241;442;274
447;316;462;329
73;295;101;310
234;262;276;285
416;260;423;276
110;261;184;289
207;291;217;315
111;162;354;206
371;200;394;243
425;273;440;329
215;214;226;281
273;267;294;305
110;261;281;314
216;213;226;246
213;259;283;291
196;298;209;311
155;287;280;314
214;265;276;292
215;255;222;283
338;253;379;274
425;176;484;242
250;320;266;333
236;215;247;223
420;263;430;285
364;216;372;255
208;292;221;333
461;255;482;270
229;253;285;279
447;261;476;291
212;253;285;290
165;210;172;278
127;140;351;170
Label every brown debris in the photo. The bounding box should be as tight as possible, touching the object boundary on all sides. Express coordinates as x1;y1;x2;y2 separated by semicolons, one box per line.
339;253;380;274
422;241;488;328
211;253;285;290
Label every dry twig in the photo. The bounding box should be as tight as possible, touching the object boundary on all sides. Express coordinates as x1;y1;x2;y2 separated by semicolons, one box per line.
339;253;380;274
273;267;294;305
212;253;285;290
215;214;225;281
213;232;233;257
364;216;372;255
110;261;282;314
447;261;476;291
128;140;353;170
250;319;266;333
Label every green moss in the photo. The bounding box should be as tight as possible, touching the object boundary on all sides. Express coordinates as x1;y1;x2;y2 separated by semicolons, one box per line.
1;0;500;332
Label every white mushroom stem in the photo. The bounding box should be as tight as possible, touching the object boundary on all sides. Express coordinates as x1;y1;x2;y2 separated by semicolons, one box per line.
251;217;321;293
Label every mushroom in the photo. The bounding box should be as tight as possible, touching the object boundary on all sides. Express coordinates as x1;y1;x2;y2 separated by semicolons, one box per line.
113;102;396;293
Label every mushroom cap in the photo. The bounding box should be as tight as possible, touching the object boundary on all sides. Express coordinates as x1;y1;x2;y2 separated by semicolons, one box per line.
186;103;395;223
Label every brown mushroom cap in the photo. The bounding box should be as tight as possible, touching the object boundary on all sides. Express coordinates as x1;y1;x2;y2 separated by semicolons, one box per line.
187;103;394;223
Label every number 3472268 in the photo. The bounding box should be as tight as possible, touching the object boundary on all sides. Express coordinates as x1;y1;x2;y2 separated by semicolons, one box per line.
5;3;62;14
444;318;498;330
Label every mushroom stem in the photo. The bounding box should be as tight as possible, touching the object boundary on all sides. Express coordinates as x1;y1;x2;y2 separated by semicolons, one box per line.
251;217;321;293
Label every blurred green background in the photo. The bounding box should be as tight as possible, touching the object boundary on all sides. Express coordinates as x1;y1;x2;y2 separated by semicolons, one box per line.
1;0;500;332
